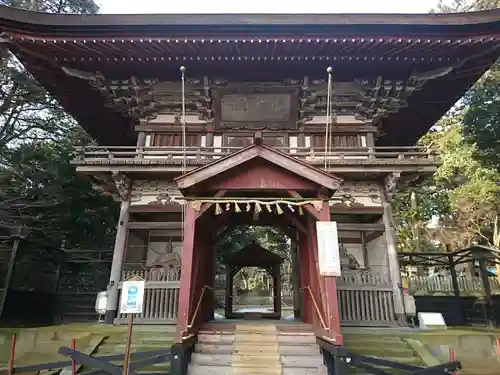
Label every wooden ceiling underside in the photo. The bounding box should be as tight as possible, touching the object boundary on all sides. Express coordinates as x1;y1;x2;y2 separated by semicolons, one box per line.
3;7;500;146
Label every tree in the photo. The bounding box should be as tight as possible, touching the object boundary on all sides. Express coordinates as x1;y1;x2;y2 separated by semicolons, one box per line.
431;0;500;12
1;132;118;250
0;0;99;153
461;66;500;170
0;0;98;13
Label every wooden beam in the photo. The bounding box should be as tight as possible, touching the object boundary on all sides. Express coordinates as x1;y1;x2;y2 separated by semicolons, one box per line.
281;212;307;234
337;223;385;232
288;190;321;220
195;190;227;220
129;204;183;213
127;221;182;230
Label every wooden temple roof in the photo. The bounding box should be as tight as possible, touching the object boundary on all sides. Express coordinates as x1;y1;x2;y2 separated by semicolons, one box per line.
2;6;500;145
224;242;283;267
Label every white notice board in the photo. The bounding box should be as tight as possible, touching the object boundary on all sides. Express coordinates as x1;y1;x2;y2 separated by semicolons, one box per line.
316;221;341;277
119;280;146;314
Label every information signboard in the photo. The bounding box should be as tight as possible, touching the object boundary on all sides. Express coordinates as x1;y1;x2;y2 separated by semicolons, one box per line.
119;280;145;315
316;221;341;277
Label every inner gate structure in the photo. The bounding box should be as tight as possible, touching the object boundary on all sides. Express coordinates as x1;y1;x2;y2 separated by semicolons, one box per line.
174;137;344;342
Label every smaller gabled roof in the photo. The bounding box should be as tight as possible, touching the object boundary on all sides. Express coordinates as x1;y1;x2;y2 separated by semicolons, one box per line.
224;242;283;267
174;140;343;192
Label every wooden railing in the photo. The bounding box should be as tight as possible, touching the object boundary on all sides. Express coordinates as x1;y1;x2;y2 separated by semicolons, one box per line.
403;275;500;296
73;145;438;166
115;269;181;324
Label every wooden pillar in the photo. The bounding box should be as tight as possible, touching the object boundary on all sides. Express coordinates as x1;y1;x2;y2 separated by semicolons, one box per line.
136;131;146;159
224;265;233;318
205;131;214;147
478;257;494;327
298;232;311;323
317;202;342;344
290;234;302;319
273;265;281;317
381;191;405;323
448;255;464;324
175;205;196;342
105;198;131;324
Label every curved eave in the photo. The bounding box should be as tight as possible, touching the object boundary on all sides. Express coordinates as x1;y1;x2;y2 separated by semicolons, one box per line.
3;6;500;37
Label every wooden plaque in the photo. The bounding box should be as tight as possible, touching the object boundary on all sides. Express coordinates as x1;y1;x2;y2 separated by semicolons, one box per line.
212;86;299;129
221;93;291;122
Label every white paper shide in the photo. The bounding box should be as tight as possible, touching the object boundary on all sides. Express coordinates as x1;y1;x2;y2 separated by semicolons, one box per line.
316;221;341;277
119;280;146;314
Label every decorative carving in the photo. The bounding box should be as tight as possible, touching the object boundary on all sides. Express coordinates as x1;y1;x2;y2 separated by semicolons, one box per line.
148;193;172;205
144;238;182;280
339;243;361;270
132;180;185;205
61;67;212;123
300;67;454;125
330;182;382;207
384;172;401;200
111;171;131;201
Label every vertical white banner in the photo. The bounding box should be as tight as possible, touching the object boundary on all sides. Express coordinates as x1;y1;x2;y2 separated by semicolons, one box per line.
316;221;341;277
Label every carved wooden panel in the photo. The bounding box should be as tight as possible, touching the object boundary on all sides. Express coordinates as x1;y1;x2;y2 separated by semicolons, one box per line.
221;94;291;122
263;136;286;148
224;135;253;148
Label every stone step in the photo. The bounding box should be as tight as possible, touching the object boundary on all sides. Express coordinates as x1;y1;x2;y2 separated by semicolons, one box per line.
198;333;317;345
277;333;316;344
188;364;282;375
283;369;327;375
195;342;320;355
190;353;324;368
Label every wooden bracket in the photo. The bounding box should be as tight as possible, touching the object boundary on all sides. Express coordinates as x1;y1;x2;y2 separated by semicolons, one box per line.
287;190;321;220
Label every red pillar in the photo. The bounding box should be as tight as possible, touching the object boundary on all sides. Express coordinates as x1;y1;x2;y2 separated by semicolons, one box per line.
306;215;325;330
175;205;196;343
318;202;343;345
298;231;311;323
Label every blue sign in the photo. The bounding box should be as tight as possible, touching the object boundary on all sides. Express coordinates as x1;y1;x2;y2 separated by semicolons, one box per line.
119;280;145;314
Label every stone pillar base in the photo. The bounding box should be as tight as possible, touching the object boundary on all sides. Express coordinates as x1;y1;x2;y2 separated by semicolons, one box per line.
104;310;116;324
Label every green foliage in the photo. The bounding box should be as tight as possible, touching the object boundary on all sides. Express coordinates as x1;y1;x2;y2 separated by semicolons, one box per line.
215;225;291;291
1;133;118;250
0;0;99;13
462;64;500;171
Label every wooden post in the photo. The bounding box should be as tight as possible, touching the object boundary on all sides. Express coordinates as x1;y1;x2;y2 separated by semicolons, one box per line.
273;265;281;317
123;314;134;375
105;198;131;324
8;334;16;375
317;202;342;344
175;205;196;342
448;255;464;324
298;232;310;322
478;257;494;327
290;235;302;319
224;265;232;318
71;339;76;375
381;191;405;323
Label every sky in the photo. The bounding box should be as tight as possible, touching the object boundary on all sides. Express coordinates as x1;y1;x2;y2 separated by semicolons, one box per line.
97;0;439;14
